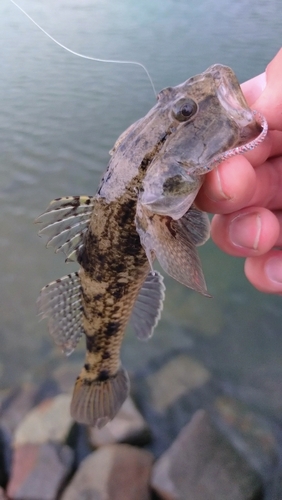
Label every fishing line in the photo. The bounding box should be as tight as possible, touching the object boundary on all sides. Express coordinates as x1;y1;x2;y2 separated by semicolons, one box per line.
9;0;157;98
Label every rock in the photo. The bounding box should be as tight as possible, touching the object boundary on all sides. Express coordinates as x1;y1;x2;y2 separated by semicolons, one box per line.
0;383;37;436
0;426;11;489
89;397;150;447
7;442;74;500
14;394;73;445
147;355;210;412
214;395;277;475
164;281;223;335
237;367;282;420
61;444;153;500
151;410;263;500
0;487;7;499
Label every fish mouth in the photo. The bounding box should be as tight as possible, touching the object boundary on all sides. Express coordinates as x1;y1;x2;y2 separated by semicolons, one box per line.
238;120;262;143
204;109;268;173
211;64;263;144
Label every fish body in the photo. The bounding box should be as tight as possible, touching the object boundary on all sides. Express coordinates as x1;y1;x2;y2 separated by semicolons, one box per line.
37;65;267;427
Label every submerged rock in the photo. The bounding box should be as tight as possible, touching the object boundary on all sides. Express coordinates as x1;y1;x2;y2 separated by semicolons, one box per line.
146;354;210;412
7;442;73;500
151;409;263;500
14;394;73;445
61;444;153;500
89;397;150;447
0;487;7;499
214;395;277;476
0;383;37;436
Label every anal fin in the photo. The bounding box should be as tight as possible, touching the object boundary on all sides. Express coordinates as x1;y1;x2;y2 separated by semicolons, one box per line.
130;271;165;340
37;272;84;355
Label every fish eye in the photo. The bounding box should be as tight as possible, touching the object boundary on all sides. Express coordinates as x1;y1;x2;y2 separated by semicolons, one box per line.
172;98;198;122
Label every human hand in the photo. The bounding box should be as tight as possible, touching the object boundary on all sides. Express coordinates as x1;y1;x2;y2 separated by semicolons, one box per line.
196;48;282;294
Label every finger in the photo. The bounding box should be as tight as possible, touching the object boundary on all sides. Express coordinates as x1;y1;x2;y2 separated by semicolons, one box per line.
241;73;266;106
210;208;280;257
248;156;282;210
197;134;282;214
196;155;257;214
248;48;282;131
245;250;282;294
268;130;282;157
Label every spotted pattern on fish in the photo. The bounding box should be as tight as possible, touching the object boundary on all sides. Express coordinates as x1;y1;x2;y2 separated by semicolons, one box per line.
37;64;267;428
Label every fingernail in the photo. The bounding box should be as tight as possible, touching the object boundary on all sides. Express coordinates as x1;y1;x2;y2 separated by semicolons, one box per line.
229;213;261;250
265;256;282;284
204;167;231;202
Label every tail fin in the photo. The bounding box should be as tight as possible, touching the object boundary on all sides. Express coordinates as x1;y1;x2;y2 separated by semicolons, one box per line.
70;366;129;428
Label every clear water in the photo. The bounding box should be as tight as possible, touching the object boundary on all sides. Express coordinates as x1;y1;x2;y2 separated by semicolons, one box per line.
0;0;281;392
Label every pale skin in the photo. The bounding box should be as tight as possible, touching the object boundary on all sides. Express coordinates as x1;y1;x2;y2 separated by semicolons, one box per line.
196;48;282;294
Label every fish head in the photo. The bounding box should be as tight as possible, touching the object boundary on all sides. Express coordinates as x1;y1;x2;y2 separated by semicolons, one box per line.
139;64;263;219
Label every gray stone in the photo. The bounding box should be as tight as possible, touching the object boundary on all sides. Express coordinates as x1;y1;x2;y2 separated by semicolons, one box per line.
0;487;7;499
61;444;153;500
214;394;277;475
7;442;73;500
151;410;263;500
0;383;37;435
147;355;210;412
14;394;73;445
89;397;150;447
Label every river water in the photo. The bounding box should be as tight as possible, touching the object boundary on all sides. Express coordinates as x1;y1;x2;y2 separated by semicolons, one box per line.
0;0;281;409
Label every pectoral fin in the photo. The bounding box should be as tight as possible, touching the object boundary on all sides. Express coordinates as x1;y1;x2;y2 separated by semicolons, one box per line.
136;203;210;296
37;272;84;355
130;271;165;341
180;205;210;246
35;196;94;261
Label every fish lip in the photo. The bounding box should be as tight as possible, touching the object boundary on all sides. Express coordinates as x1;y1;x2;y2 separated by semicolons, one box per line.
209;65;258;132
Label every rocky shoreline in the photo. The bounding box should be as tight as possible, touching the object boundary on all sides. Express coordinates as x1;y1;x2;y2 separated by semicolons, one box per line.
0;358;281;499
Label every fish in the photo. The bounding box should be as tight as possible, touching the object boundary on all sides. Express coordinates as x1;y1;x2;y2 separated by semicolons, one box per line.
36;64;267;428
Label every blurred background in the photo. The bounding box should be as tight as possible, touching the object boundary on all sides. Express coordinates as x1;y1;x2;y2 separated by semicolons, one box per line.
0;0;281;463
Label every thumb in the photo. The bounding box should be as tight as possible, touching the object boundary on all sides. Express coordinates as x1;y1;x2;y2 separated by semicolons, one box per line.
250;48;282;131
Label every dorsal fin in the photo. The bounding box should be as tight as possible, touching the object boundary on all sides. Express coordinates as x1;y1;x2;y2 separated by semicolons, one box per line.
35;196;94;261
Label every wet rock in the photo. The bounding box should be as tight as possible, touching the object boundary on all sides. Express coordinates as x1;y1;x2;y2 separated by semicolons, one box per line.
14;394;73;445
0;383;37;435
61;444;153;500
0;426;11;489
214;395;277;475
0;487;7;499
147;354;210;412
164;281;223;335
7;442;74;500
237;367;282;420
151;409;263;500
89;397;150;447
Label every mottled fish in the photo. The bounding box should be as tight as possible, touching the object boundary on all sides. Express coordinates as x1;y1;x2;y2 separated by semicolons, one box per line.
36;64;267;428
